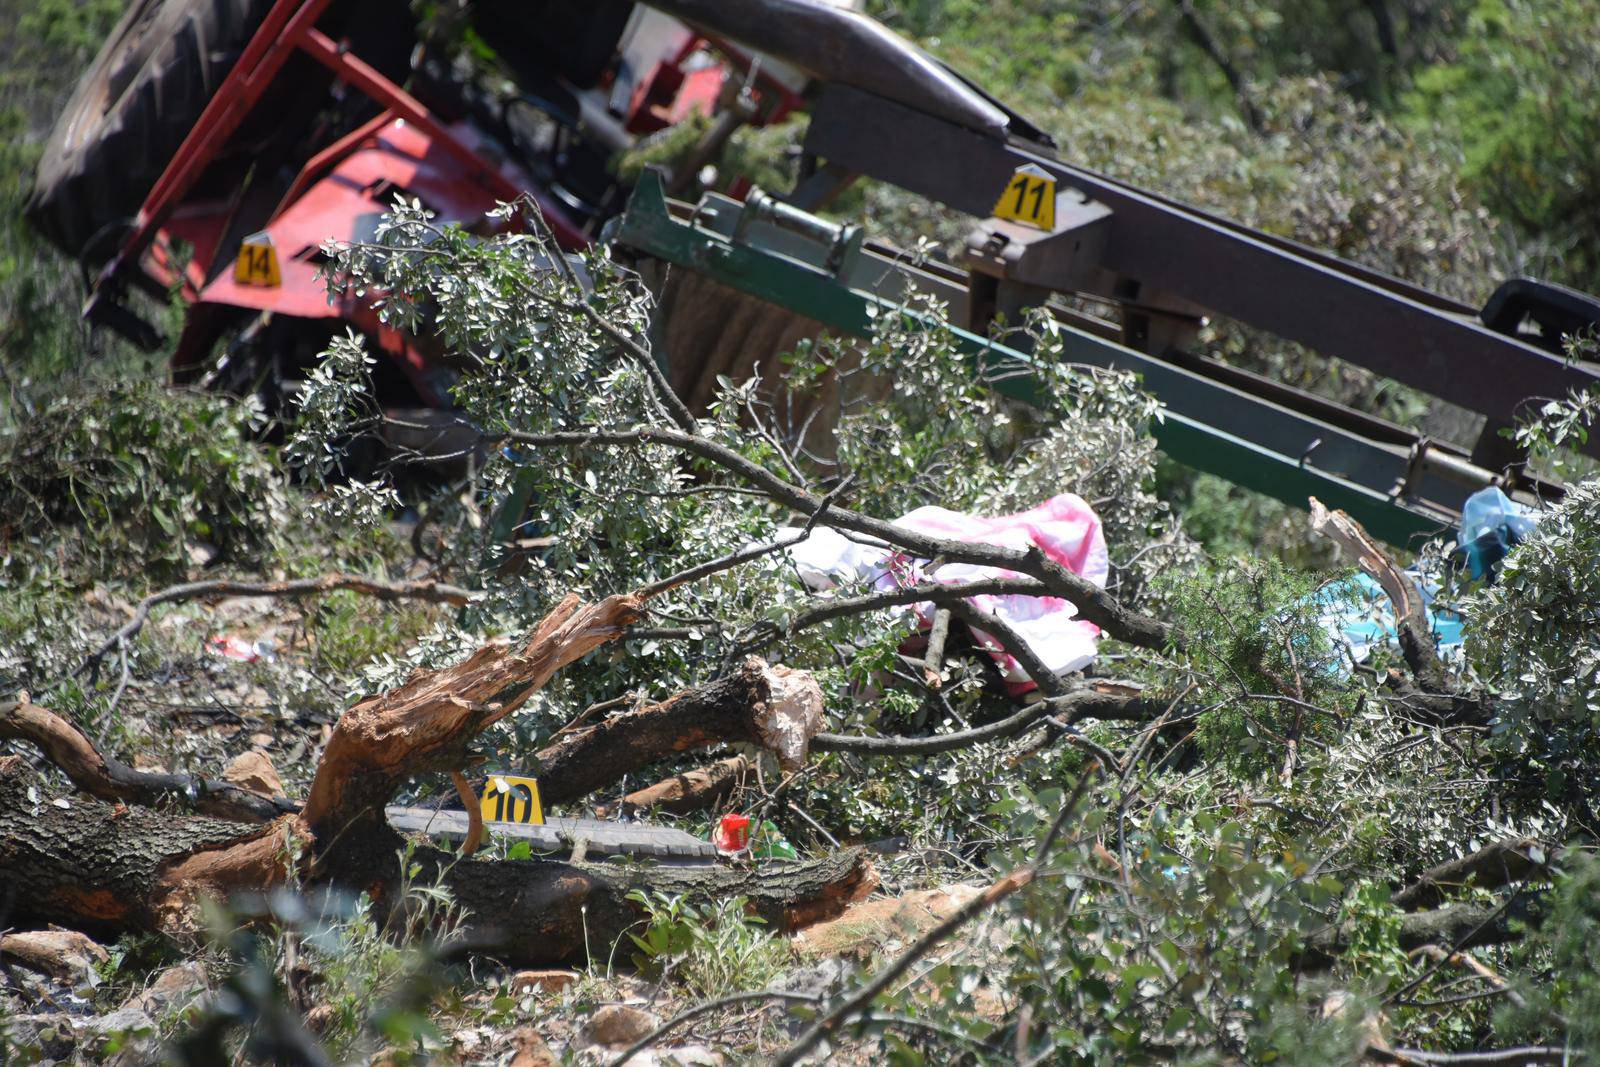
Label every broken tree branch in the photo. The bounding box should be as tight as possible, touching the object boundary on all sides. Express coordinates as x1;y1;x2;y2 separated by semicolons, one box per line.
302;591;645;841
607;755;750;817
1;696;296;822
505;426;1176;652
78;573;476;677
532;657;821;806
1392;837;1549;911
1308;498;1453;693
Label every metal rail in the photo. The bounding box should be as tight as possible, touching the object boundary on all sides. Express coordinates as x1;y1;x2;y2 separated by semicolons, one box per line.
612;172;1549;549
801;84;1600;458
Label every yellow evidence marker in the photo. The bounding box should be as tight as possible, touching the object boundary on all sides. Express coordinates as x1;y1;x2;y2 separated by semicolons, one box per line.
234;231;282;287
481;774;544;825
991;163;1057;232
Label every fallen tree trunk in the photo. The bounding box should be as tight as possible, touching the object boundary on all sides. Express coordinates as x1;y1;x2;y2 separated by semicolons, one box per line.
0;758;872;963
2;591;868;965
0;756;283;938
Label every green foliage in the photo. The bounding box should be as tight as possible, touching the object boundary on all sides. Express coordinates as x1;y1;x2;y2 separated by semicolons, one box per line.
1164;558;1354;775
1511;339;1600;480
988;796;1371;1063
1156;464;1338;571
269;848;466;1061
1336;882;1408;988
0;0;140;425
1408;0;1600;291
305;590;440;675
1495;850;1600;1051
625;891;789;999
0;381;286;577
1465;477;1600;742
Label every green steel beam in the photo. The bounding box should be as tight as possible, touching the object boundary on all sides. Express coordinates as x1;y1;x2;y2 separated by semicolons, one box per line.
611;172;1451;549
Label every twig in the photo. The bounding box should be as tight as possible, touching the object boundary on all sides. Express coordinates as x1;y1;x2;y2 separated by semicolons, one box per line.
1384;891;1528;1004
93;636;133;747
505;426;1175;651
787;799;841;849
811;689;1168;756
775;768;1098;1065
451;772;484;857
77;573;475;677
783;576;1049;642
1407;943;1532;1013
922;607;952;688
608;990;818;1067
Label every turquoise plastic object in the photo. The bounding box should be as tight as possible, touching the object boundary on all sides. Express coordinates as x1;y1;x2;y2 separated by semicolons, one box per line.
1457;487;1540;581
1312;571;1463;670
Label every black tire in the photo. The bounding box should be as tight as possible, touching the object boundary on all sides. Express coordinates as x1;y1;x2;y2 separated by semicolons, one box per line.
25;0;277;262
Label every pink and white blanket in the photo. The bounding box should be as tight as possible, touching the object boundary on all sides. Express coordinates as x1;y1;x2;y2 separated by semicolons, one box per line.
777;493;1109;689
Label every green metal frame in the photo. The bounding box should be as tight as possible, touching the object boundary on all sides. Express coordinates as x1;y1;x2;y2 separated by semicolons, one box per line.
610;172;1453;548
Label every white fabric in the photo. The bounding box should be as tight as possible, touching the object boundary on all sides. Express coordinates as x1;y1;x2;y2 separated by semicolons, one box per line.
774;493;1109;687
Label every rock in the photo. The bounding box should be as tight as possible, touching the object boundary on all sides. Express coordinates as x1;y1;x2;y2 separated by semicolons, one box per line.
78;1007;156;1066
578;1004;660;1047
0;927;109;986
509;969;580;997
1;1013;77;1060
510;1026;560;1067
306;1002;338;1035
793;883;984;959
222;749;284;796
120;961;207;1017
651;1045;725;1065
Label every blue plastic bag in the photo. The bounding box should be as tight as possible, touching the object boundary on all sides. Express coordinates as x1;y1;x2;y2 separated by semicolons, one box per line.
1457;487;1541;581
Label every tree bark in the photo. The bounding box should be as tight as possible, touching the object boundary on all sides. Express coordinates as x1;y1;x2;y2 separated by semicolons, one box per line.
1;698;294;822
0;756;284;938
605;755;751;818
534;658;819;806
1392;837;1548;911
0;757;873;964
